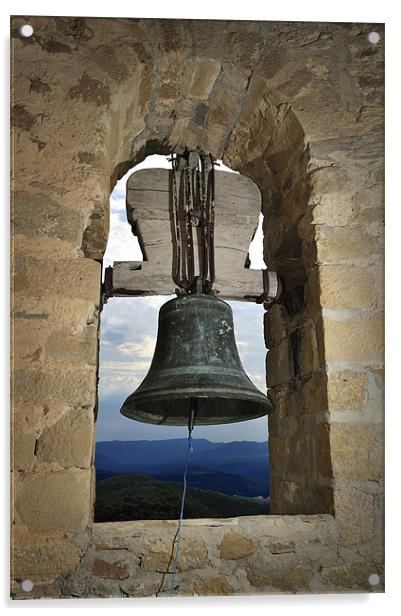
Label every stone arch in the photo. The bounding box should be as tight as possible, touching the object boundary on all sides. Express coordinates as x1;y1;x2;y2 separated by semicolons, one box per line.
81;53;332;516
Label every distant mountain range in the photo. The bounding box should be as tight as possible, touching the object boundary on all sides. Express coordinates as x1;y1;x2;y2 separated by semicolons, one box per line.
95;438;269;498
95;473;269;522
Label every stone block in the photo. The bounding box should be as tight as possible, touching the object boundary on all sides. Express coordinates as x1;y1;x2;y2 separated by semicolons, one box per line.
327;370;367;411
309;167;354;226
320;562;378;590
11;408;42;473
35;408;94;468
11;404;45;470
318;264;382;309
268;542;296;554
266;338;292;387
315;226;383;265
92;557;129;579
12;296;99;332
323;313;384;363
270;480;304;514
44;327;98;366
311;484;335;515
194;576;234;596
218;532;258;560
315;423;332;479
15;468;91;534
187;57;221;100
208;85;240;127
297;321;321;377
143;537;208;572
334;487;375;545
12;319;98;369
13;366;97;407
264;304;287;348
268;436;287;475
12;235;79;259
330;423;383;481
12;425;36;472
303;373;328;414
11;190;83;246
13;257;101;303
12;541;81;582
247;563;314;590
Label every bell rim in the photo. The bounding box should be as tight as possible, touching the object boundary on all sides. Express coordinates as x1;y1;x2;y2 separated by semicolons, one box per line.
120;386;273;425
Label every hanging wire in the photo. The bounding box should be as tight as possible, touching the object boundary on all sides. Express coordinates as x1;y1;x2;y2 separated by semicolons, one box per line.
170;403;196;595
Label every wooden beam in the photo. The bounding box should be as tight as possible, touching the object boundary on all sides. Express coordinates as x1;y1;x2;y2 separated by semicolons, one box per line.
107;261;264;302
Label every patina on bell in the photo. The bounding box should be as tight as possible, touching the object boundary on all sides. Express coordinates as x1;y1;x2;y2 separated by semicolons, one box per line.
120;292;273;426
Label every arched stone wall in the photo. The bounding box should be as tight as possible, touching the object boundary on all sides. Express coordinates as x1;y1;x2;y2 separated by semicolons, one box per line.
11;16;384;597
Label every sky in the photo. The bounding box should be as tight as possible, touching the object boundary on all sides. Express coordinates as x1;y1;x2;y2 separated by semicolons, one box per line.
96;155;269;443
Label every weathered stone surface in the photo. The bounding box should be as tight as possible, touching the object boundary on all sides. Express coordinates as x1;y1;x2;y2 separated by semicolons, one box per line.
334;487;375;545
14;367;97;407
194;576;234;595
13;257;101;303
297;321;321;377
268;542;296;554
264;303;287;348
11;404;45;470
12;235;79;258
323;313;384;363
12;417;36;472
12;191;83;245
303;373;328;413
12;318;98;370
247;563;314;590
15;469;91;534
12;541;81;582
187;57;221;100
44;328;98;365
327;370;367;411
92;557;129;579
218;532;258;560
330;423;383;481
95;542;130;551
315;226;383;265
320;562;378;590
143;537;208;571
315;423;333;479
270;481;304;515
318;265;382;309
12;296;99;331
35;408;94;468
266;338;292;387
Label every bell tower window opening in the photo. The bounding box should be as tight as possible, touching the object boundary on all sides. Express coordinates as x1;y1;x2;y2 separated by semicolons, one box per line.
95;155;271;523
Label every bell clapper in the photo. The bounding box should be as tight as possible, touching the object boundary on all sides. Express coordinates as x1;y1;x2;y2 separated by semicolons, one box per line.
188;398;197;437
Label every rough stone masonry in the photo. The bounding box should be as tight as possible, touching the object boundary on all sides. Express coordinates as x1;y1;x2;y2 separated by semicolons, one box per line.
10;16;384;598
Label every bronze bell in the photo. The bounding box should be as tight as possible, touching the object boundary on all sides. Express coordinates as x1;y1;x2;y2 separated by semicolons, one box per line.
120;292;273;426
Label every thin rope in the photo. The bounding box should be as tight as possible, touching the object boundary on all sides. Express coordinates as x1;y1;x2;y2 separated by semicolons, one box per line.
170;430;193;595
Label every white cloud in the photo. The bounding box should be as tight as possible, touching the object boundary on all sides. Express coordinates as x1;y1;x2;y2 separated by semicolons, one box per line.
140;295;173;310
101;360;150;372
118;335;156;358
103;210;143;270
109;196;126;212
99;374;142;396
